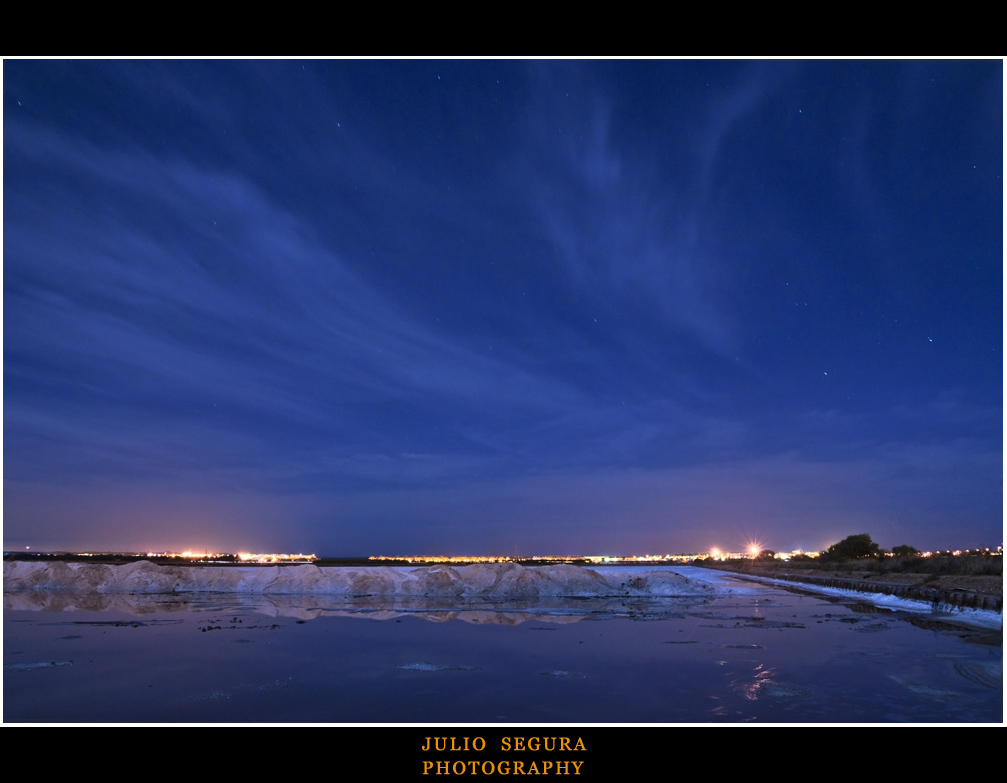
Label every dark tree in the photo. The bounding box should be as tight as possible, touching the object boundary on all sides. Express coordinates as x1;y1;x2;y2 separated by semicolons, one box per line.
891;544;920;558
820;534;881;561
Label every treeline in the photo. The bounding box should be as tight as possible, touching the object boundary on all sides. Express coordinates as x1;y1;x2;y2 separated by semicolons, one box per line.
702;534;1001;577
817;534;1001;575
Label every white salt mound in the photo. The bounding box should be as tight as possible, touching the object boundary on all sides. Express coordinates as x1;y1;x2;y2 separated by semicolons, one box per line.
3;560;712;598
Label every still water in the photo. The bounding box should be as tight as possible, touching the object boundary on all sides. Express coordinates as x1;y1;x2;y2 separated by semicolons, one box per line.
4;567;1001;723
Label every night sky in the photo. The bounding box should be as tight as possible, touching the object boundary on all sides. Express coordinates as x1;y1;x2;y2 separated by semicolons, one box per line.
3;59;1002;557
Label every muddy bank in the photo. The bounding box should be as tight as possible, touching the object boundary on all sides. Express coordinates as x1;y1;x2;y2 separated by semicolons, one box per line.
709;564;1002;613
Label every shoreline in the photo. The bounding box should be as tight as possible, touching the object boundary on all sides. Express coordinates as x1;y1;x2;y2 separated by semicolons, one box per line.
699;565;1002;632
698;562;1001;609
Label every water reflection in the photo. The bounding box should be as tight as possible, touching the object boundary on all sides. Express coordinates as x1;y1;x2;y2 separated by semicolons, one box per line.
4;579;1001;723
4;590;713;624
737;662;775;701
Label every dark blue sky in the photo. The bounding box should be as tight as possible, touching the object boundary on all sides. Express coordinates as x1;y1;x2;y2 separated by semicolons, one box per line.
3;59;1002;556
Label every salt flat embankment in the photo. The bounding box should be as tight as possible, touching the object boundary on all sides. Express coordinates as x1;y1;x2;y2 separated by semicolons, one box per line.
3;559;715;598
701;563;1002;614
